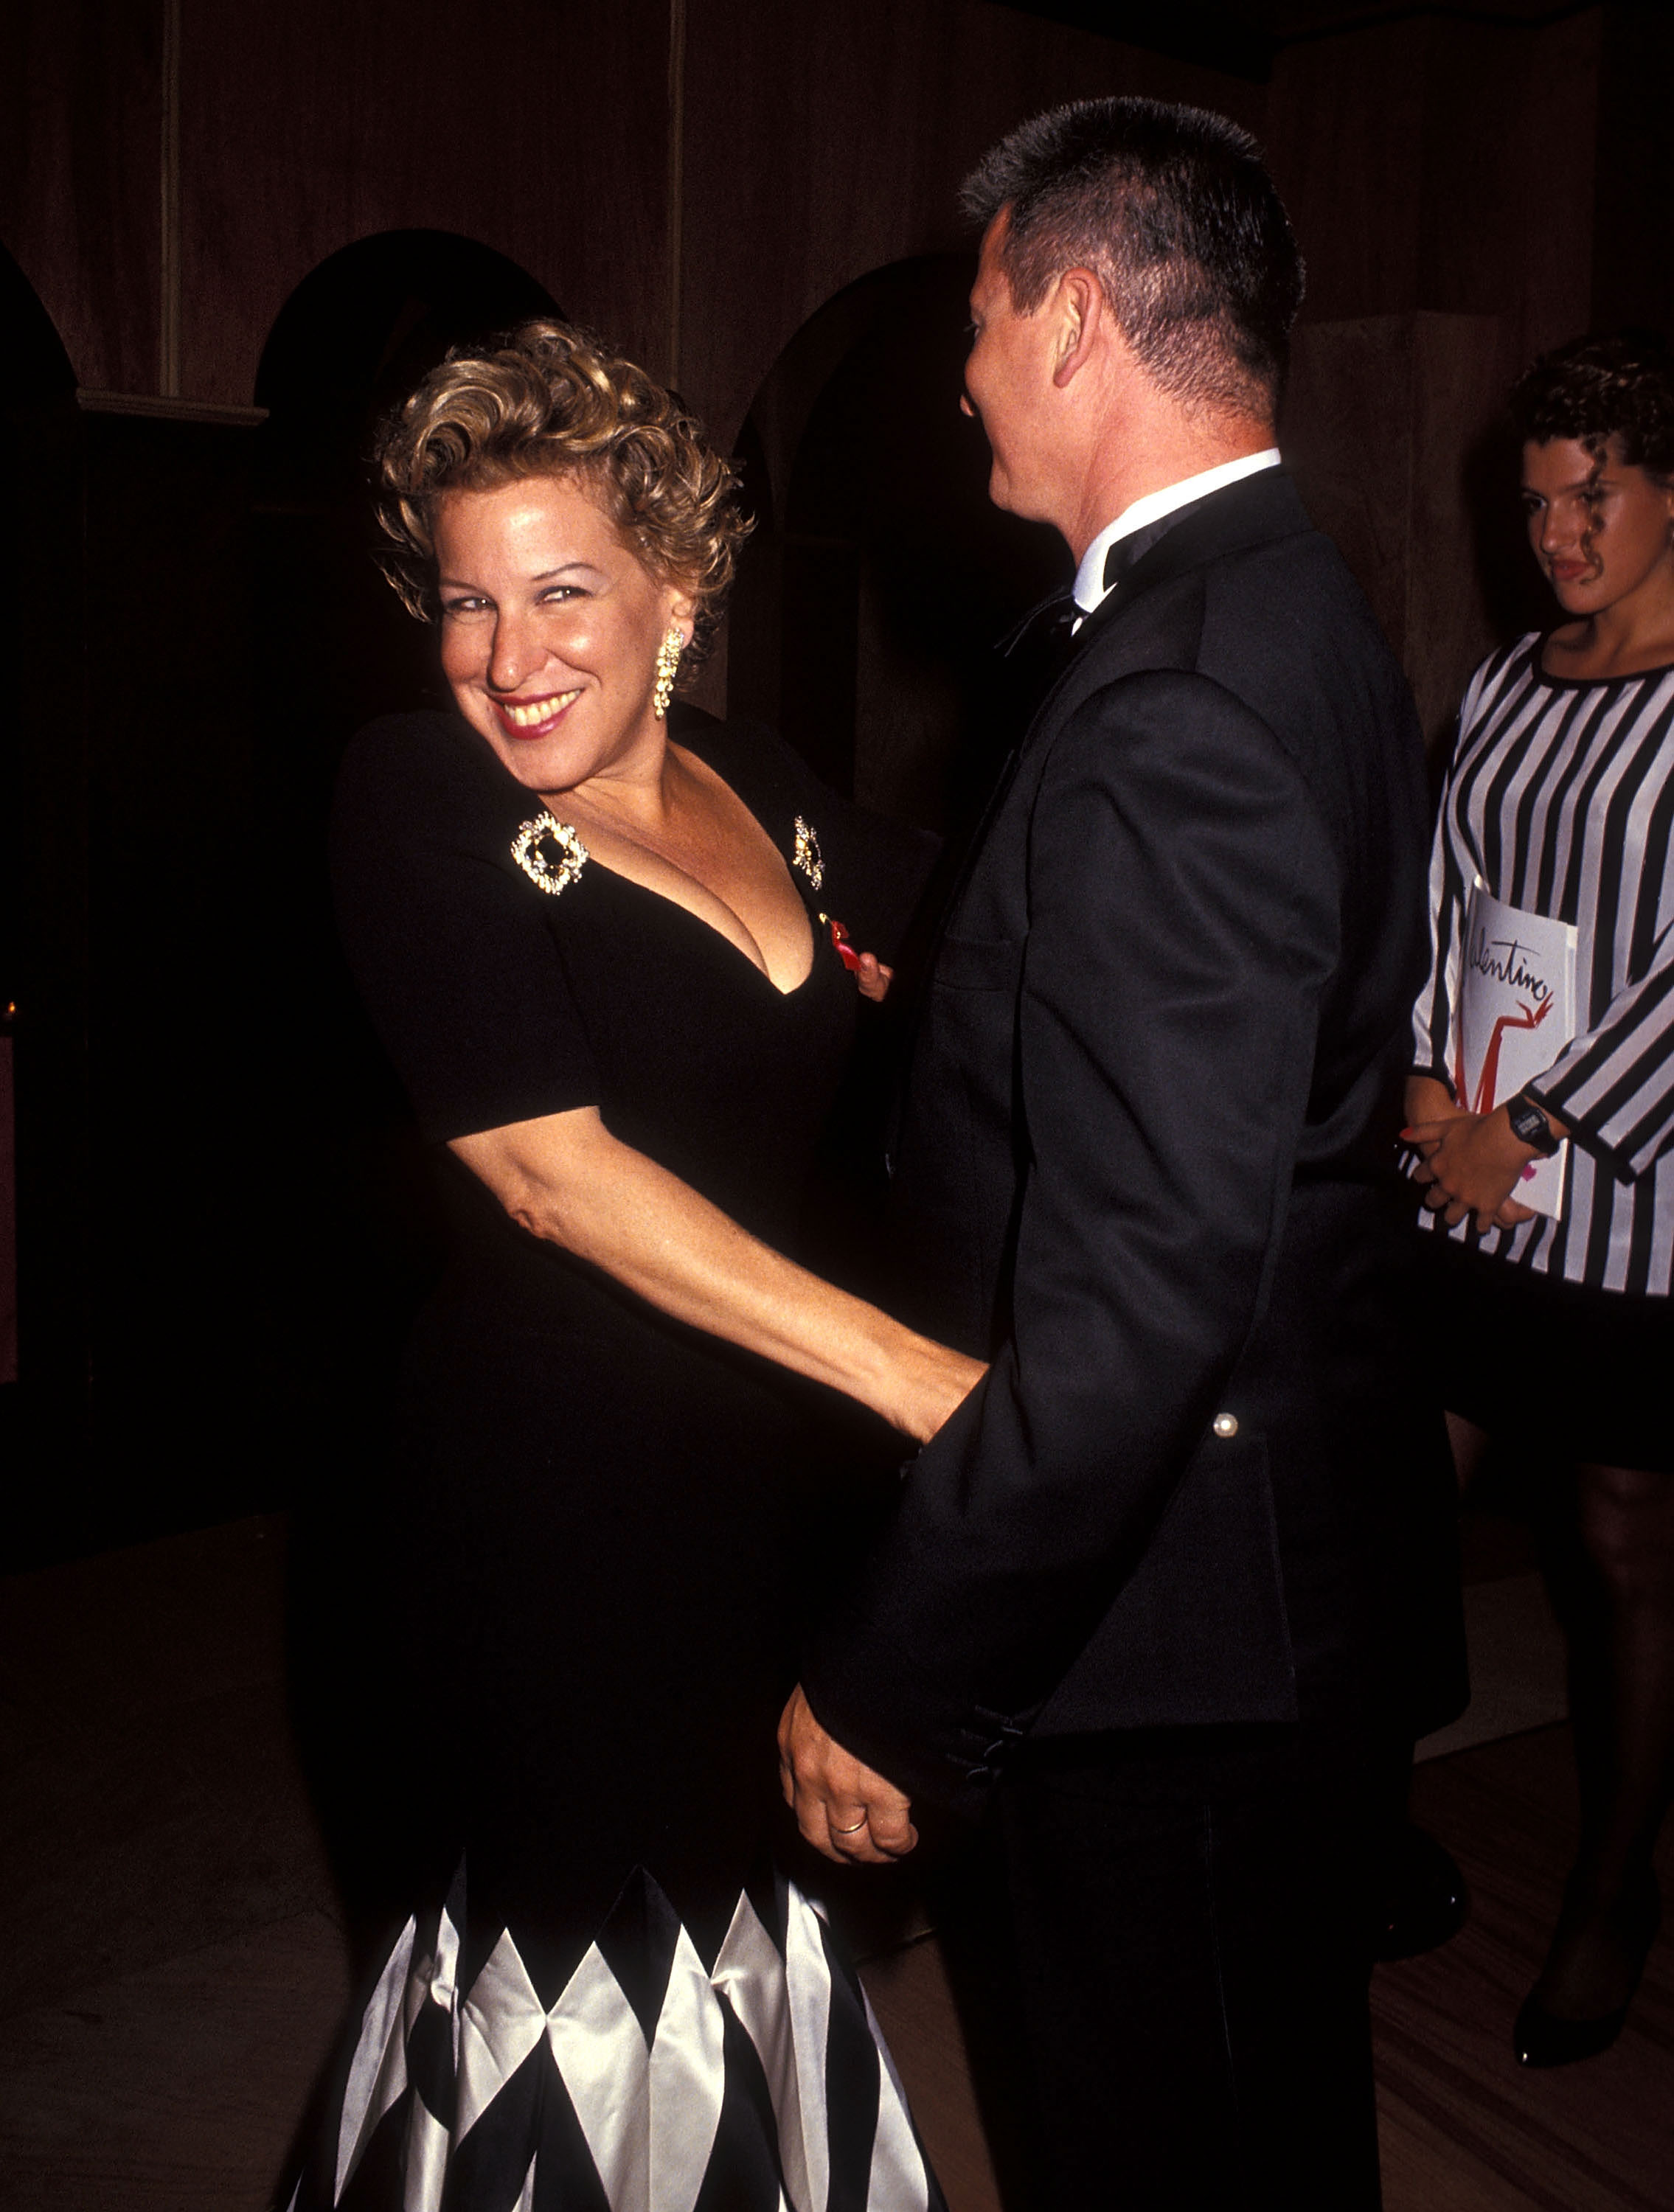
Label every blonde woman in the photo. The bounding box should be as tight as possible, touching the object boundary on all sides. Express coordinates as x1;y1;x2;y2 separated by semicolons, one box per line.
288;323;974;2208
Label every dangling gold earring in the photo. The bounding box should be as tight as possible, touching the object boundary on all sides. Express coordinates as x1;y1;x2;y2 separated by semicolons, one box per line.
653;626;684;719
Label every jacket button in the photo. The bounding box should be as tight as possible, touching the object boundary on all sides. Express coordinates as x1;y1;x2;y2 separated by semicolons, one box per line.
1212;1412;1239;1439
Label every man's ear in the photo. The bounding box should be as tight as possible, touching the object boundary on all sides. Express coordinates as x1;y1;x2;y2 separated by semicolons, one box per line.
1051;269;1104;391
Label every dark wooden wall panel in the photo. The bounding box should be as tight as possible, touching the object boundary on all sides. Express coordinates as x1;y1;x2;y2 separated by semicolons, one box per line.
1414;10;1599;367
1265;21;1431;327
177;0;670;405
1285;310;1512;745
1268;10;1601;739
1514;10;1602;363
0;0;162;391
678;0;1263;451
178;0;355;406
1268;10;1597;360
342;0;670;375
1592;3;1674;339
0;0;1619;425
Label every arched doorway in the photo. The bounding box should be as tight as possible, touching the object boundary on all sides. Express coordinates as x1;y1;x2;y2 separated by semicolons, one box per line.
251;229;561;748
251;234;566;1899
246;226;563;1010
254;227;560;488
729;255;1063;832
0;243;77;404
248;230;564;1372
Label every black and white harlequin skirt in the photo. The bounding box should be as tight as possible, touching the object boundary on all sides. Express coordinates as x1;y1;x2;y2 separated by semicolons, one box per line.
287;1863;945;2212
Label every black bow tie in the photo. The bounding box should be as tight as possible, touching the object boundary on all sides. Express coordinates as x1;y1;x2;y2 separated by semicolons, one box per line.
999;585;1080;661
999;486;1229;668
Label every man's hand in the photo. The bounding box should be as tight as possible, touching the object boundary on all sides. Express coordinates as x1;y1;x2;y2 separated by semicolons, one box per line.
1403;1103;1543;1229
777;1685;918;1865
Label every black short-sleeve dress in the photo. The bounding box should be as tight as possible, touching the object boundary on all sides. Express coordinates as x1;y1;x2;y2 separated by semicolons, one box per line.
290;710;943;2212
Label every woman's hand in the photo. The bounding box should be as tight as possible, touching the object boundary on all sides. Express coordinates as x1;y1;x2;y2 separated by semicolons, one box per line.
854;950;892;1004
777;1686;917;1865
826;916;892;1001
1403;1102;1543;1230
1404;1074;1462;1129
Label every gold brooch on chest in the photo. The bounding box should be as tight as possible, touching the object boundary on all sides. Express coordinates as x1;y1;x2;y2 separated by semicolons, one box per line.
511;813;589;897
792;815;824;891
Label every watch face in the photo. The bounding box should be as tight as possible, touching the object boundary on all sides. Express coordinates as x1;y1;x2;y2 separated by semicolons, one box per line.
1510;1098;1556;1153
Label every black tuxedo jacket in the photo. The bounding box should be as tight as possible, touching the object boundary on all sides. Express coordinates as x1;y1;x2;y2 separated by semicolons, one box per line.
806;470;1465;1818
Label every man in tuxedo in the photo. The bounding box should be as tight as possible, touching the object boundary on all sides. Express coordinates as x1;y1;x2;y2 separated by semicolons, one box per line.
779;97;1463;2202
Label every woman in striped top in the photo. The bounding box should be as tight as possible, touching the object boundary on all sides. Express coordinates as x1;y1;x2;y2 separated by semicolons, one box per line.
1406;333;1674;2068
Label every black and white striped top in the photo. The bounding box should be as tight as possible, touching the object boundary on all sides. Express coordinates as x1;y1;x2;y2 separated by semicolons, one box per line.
1411;631;1674;1297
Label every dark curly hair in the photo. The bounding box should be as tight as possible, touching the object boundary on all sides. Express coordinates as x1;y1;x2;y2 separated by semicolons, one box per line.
1509;330;1674;483
372;319;751;683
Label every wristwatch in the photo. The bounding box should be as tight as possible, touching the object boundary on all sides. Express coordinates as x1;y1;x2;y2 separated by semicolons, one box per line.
1506;1091;1561;1157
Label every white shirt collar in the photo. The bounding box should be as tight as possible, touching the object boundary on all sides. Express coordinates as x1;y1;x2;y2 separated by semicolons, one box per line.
1072;448;1282;615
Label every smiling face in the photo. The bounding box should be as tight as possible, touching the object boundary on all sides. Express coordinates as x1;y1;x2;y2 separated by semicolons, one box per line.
1521;436;1674;619
961;215;1063;521
433;472;693;793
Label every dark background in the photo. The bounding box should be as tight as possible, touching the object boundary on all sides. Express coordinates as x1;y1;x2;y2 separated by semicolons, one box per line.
3;0;1670;1565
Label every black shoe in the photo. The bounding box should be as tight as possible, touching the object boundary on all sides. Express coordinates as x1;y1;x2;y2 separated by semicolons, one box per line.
1512;1990;1631;2067
1513;1874;1659;2068
1373;1823;1470;1961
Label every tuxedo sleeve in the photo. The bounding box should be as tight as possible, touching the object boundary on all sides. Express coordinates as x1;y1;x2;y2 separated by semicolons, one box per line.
802;669;1341;1813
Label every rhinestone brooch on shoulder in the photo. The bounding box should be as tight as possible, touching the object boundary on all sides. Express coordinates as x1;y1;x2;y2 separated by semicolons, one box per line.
511;813;590;897
792;815;824;891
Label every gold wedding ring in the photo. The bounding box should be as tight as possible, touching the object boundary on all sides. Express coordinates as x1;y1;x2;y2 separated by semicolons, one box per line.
831;1814;869;1834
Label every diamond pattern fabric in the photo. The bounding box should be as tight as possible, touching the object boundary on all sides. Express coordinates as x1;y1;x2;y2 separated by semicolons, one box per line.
287;1866;940;2212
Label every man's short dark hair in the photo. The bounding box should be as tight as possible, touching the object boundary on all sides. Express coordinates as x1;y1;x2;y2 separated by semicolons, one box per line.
961;97;1304;418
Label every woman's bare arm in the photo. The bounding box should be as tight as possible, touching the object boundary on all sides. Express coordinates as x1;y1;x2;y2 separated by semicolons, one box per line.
450;1105;983;1443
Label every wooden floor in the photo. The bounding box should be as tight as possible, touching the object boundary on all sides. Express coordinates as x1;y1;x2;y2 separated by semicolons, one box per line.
0;1517;1669;2209
1377;1733;1673;2212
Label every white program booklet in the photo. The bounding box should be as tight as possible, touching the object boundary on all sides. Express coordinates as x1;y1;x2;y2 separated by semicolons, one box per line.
1451;877;1578;1218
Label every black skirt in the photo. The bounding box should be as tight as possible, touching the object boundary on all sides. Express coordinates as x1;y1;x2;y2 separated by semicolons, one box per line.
1417;1234;1674;1473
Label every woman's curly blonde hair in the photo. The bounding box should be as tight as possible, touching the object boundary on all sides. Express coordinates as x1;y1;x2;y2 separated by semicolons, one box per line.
372;319;751;681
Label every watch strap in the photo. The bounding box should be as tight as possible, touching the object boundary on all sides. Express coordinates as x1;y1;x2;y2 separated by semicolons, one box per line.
1507;1092;1560;1156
